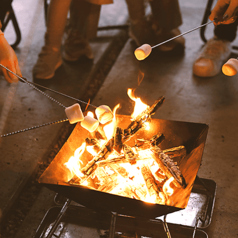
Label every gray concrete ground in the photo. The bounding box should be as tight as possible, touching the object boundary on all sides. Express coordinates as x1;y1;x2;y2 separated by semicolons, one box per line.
0;0;238;237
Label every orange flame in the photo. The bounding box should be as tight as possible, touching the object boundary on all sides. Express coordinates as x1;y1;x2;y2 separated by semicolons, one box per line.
127;89;149;119
64;142;86;180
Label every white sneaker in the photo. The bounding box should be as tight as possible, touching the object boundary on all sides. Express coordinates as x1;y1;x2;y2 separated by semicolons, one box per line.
193;37;231;77
33;46;62;79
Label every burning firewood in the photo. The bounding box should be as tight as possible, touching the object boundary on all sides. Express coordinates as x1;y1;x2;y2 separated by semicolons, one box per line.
151;147;187;188
163;146;186;161
123;96;165;141
141;165;164;204
123;144;137;164
81;137;114;176
114;127;123;153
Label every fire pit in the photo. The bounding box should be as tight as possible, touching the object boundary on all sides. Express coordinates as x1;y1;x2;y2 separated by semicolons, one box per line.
39;93;208;219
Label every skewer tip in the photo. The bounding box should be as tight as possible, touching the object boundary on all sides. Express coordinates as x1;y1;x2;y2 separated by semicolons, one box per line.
134;44;152;61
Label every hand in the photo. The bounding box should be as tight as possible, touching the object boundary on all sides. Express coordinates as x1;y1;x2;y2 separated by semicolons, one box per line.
0;31;21;83
209;0;238;25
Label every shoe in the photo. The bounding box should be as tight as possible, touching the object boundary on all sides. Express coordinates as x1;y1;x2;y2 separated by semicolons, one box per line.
62;29;94;62
129;19;156;46
151;20;185;53
33;46;62;79
193;37;231;77
156;28;185;53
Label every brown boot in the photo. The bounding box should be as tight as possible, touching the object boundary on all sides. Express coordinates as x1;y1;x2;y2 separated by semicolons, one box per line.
193;37;231;77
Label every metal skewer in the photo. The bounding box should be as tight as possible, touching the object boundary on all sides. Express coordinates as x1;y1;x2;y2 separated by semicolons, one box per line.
0;64;97;109
151;21;214;49
0;64;98;137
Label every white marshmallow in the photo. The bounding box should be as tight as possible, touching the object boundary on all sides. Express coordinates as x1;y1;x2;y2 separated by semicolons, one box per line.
222;58;238;76
81;116;99;132
134;44;152;61
95;105;113;124
65;103;84;124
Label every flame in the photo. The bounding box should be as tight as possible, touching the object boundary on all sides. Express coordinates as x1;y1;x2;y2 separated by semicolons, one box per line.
127;89;149;119
163;177;174;196
64;142;86;180
103;104;120;140
63;89;177;206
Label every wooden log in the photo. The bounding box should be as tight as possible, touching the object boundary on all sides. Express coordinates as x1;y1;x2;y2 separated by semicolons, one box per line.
81;137;114;176
162;146;186;159
141;165;162;201
114;127;123;153
150;133;165;146
123;96;165;141
151;147;187;188
123;144;137;164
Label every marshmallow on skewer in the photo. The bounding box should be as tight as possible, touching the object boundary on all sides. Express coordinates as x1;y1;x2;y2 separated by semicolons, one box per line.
65;103;84;124
81;115;99;133
134;44;152;61
222;58;238;76
95;105;113;124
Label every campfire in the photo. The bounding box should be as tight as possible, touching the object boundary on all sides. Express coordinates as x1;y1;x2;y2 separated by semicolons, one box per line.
39;90;208;218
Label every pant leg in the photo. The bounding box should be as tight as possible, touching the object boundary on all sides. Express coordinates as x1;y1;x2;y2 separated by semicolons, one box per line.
124;0;145;25
149;0;182;31
45;0;72;49
214;19;238;42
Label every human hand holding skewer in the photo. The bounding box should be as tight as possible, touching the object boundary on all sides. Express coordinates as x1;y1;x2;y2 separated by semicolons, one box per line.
0;30;21;83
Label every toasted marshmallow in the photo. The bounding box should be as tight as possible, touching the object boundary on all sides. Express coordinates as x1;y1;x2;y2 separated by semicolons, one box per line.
65;103;84;124
222;58;238;76
81;116;99;133
95;105;113;124
134;44;152;61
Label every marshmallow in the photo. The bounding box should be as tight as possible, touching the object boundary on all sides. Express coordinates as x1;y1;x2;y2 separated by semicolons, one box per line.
222;58;238;76
95;105;113;124
65;103;84;124
81;116;99;133
134;44;152;61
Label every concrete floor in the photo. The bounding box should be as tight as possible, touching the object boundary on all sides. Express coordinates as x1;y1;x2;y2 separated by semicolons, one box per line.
0;0;238;237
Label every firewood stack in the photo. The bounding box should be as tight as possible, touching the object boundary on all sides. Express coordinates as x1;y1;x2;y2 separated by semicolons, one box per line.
68;96;187;204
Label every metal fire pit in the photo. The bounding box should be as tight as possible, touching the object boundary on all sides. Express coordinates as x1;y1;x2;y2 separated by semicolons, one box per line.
39;115;208;219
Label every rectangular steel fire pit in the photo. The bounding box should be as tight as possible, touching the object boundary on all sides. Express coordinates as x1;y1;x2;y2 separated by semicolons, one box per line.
39;115;208;218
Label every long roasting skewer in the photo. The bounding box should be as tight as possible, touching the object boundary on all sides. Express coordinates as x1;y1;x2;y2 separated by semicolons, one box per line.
135;21;214;60
0;64;98;137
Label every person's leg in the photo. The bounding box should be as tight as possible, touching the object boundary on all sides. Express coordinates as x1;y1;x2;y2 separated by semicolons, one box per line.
149;0;185;52
63;0;101;61
125;0;155;46
33;0;72;79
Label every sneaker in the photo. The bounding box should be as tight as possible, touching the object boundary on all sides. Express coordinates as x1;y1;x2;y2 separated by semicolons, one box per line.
129;19;156;47
193;37;231;77
33;46;62;79
62;29;94;62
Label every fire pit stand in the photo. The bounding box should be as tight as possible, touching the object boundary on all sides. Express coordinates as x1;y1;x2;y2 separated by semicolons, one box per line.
34;176;216;238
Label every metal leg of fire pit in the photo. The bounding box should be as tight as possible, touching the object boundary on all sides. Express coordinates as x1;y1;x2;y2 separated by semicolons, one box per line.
162;215;172;238
46;198;71;238
109;212;118;238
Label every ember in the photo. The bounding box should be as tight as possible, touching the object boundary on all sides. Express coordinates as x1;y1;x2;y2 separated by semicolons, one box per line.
63;90;186;205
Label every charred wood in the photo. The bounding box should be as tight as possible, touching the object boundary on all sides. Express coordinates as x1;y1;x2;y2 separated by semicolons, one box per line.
151;147;186;188
141;165;162;203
